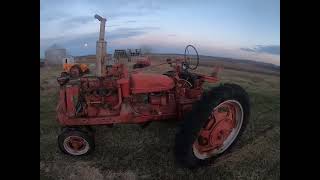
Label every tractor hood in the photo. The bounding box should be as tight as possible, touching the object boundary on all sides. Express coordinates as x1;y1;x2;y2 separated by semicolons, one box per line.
130;73;175;94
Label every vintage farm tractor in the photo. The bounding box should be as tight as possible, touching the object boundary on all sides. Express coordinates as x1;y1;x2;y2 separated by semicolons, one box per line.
132;56;151;69
56;14;250;168
61;58;90;78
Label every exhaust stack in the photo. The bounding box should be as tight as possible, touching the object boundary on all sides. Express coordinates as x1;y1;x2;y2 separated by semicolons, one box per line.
94;14;107;77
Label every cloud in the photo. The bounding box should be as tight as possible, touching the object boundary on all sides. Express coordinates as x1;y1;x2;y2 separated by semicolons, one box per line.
40;26;160;56
62;16;93;26
108;27;158;40
241;45;280;55
135;0;163;11
40;0;165;40
240;47;255;52
40;0;164;23
107;24;121;27
125;20;136;23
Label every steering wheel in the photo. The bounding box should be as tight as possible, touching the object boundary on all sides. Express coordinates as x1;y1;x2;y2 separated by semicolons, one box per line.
184;45;199;70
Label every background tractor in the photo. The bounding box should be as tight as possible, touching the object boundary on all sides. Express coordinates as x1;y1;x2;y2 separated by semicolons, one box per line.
132;56;151;69
61;57;90;78
55;14;250;168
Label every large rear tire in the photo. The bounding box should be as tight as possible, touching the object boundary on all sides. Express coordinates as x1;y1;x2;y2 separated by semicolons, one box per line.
175;83;250;168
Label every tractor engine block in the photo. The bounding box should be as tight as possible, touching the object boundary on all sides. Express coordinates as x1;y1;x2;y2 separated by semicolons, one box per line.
79;77;120;117
130;92;176;116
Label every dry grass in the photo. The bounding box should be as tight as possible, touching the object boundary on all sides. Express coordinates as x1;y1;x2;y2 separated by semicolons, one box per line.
40;56;280;179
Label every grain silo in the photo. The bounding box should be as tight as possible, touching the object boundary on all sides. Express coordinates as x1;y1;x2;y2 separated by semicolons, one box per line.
45;44;67;65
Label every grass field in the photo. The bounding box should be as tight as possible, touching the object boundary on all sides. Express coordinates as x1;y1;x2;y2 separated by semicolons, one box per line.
40;57;280;180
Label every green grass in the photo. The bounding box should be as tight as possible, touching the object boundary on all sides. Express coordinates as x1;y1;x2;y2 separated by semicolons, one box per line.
40;63;280;180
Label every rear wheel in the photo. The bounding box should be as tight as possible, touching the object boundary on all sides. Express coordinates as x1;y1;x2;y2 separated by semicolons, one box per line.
175;83;250;168
58;128;95;156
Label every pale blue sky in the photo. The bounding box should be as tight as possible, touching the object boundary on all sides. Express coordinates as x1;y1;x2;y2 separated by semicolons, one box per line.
40;0;280;65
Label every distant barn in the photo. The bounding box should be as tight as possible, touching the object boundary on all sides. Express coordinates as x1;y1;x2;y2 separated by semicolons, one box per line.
114;49;129;63
128;49;141;56
45;44;67;65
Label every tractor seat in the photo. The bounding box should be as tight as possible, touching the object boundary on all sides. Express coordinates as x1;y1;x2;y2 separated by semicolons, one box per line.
130;73;175;94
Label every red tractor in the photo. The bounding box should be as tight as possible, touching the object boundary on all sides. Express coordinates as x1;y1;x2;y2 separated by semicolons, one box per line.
56;15;250;168
132;56;151;69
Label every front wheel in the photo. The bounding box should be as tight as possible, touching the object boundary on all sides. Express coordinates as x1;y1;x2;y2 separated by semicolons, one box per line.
58;128;95;156
175;83;250;168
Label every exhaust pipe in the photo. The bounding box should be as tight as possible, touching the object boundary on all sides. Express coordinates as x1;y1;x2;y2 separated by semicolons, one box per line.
94;14;107;77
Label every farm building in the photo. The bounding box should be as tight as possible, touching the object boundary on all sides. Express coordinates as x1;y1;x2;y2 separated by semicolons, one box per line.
45;44;67;65
62;56;75;64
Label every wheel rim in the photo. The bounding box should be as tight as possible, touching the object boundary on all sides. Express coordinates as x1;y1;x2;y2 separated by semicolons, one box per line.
192;100;244;159
63;136;89;155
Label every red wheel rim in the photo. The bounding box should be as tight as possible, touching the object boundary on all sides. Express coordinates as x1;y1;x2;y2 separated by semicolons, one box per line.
192;100;244;159
63;136;89;155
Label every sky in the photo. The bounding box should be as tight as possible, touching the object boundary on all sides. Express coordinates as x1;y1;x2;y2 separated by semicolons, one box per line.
40;0;280;65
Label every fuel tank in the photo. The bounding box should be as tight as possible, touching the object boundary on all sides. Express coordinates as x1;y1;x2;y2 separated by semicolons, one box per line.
130;73;175;94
